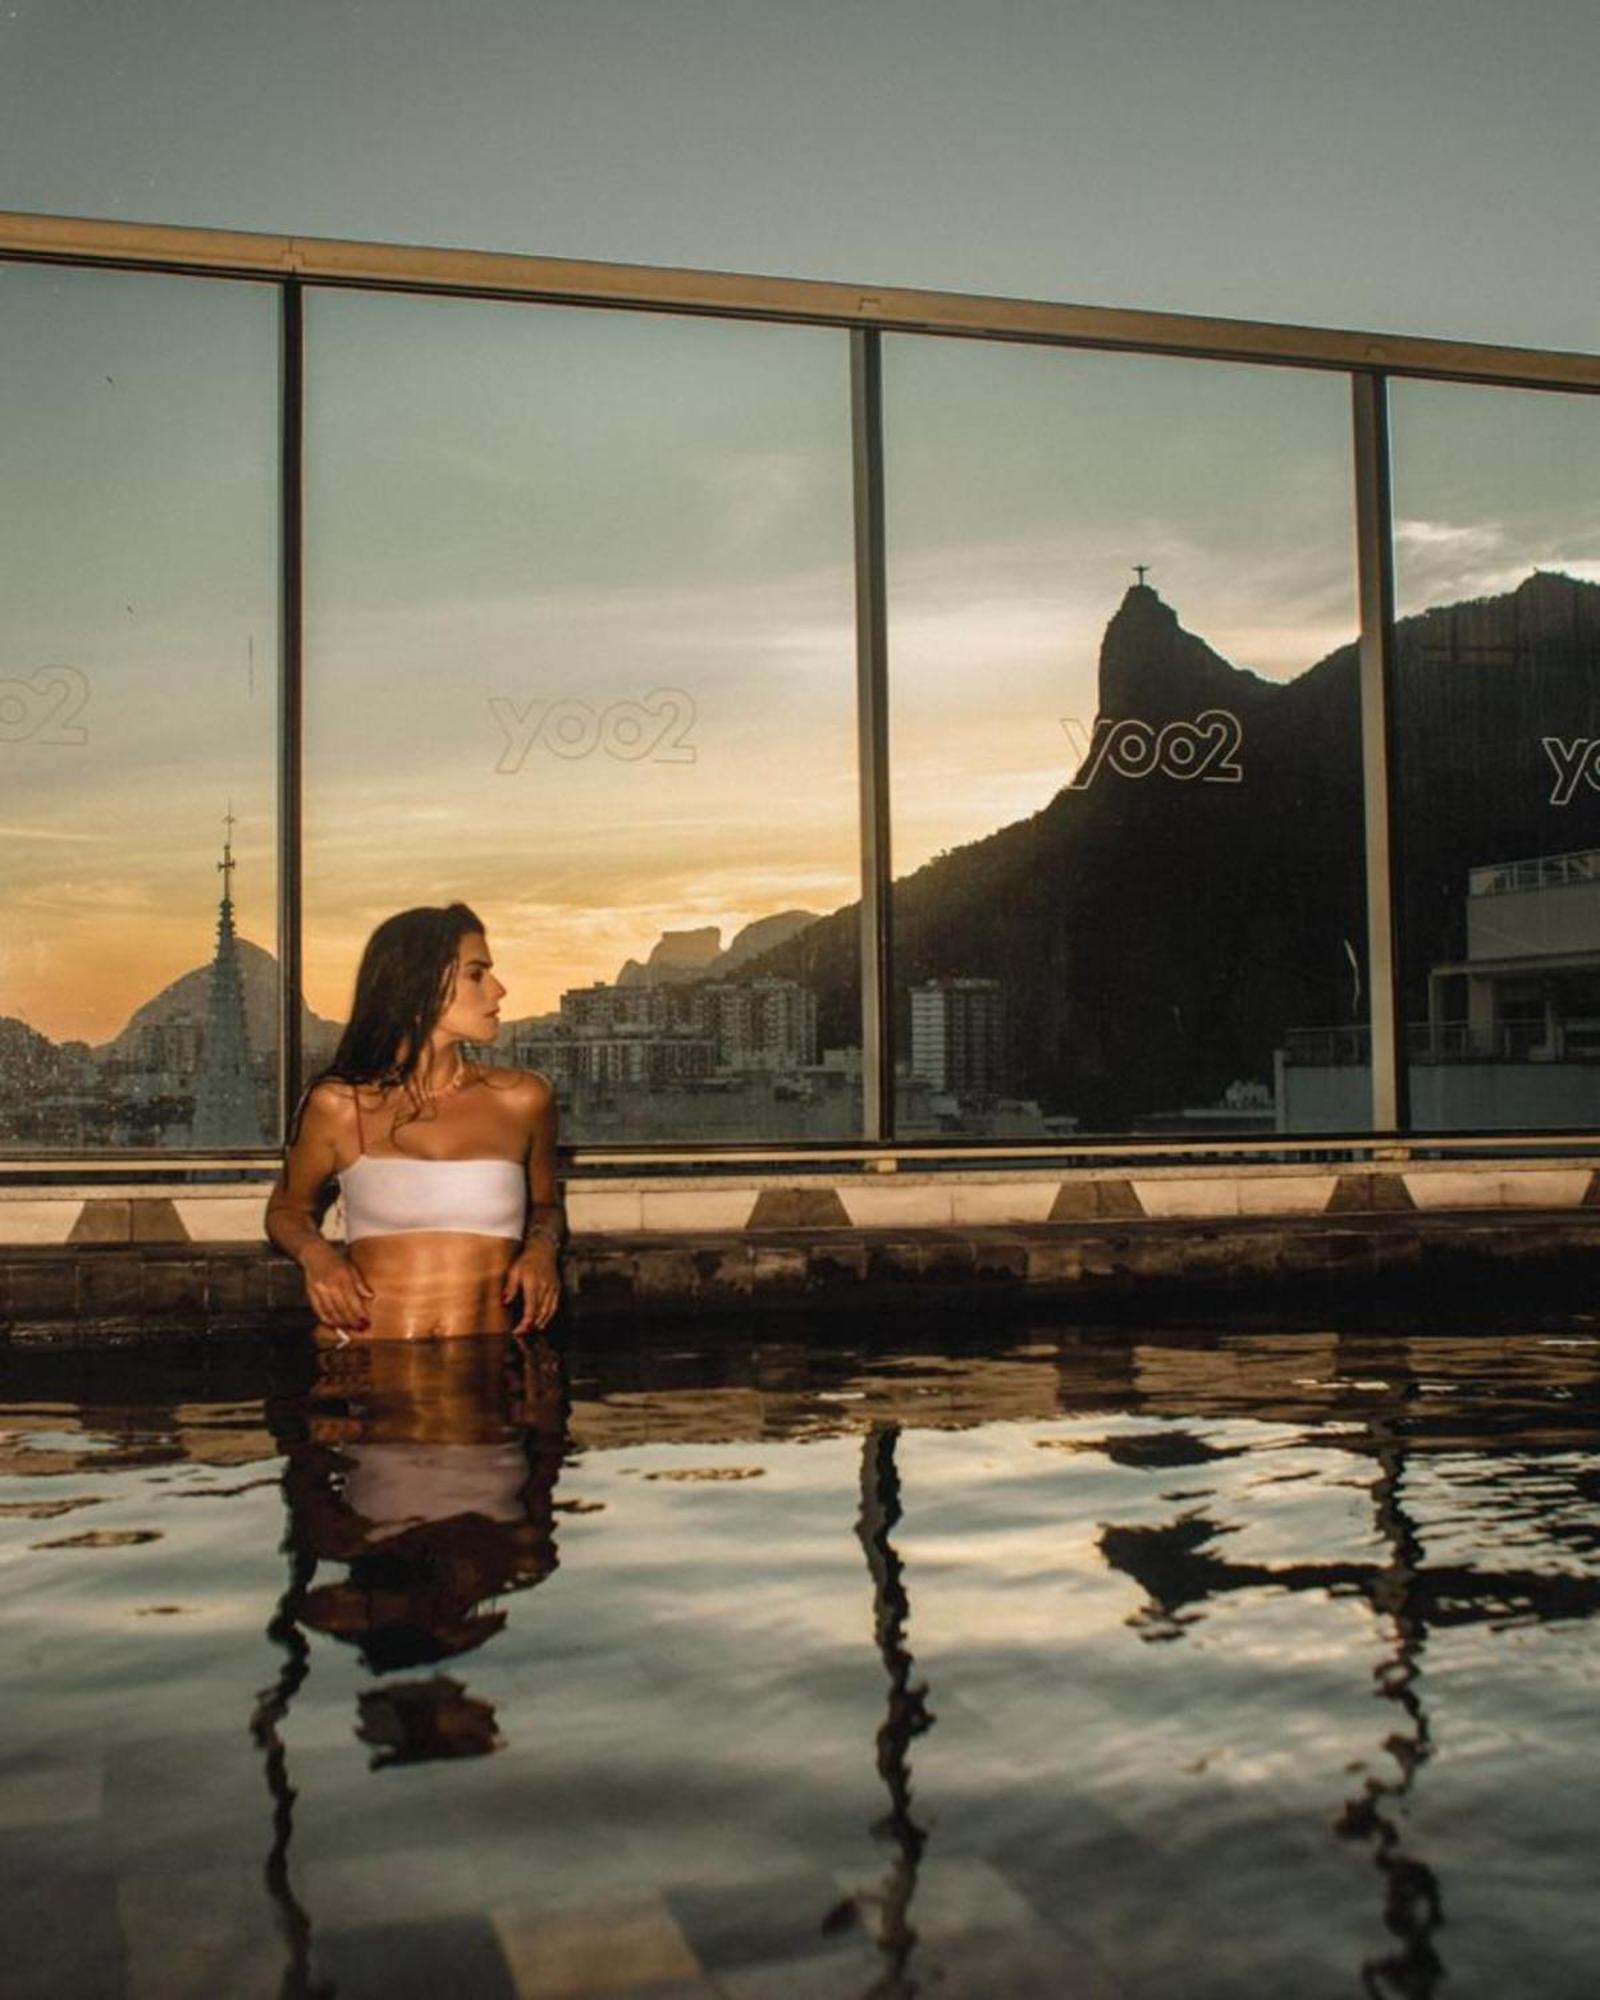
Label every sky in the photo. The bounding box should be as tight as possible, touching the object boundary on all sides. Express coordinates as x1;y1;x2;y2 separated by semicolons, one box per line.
1;1;1597;1042
3;0;1597;353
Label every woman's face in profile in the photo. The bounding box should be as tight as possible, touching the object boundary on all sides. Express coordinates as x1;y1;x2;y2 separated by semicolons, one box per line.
434;931;506;1045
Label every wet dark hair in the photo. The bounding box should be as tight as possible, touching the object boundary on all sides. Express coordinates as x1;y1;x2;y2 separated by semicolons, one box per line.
292;902;485;1142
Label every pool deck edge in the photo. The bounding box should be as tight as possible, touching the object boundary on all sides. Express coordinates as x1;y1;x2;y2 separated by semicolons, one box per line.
5;1206;1600;1342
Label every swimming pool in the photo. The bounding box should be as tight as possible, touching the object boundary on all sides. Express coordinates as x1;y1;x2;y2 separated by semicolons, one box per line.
4;1321;1600;1997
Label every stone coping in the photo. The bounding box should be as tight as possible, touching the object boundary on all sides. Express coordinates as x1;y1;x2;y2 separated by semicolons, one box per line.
1;1155;1599;1247
5;1208;1600;1340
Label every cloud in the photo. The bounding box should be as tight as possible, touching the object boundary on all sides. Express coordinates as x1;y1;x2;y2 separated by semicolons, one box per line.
692;447;817;551
1395;519;1505;553
0;824;108;842
1393;517;1600;611
10;876;163;912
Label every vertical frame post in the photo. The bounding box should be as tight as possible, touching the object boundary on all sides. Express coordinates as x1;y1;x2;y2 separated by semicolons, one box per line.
851;329;894;1142
276;281;305;1143
1352;371;1408;1133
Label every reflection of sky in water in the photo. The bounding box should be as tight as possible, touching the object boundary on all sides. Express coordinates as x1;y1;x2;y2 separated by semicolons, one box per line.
5;1327;1600;1992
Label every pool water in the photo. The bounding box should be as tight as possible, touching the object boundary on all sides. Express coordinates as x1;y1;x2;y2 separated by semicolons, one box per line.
4;1323;1600;1998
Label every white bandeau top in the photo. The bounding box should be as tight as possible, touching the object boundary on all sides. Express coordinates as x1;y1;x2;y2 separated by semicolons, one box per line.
342;1440;530;1532
339;1154;527;1244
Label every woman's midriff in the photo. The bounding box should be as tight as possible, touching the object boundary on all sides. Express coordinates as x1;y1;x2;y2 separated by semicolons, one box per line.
321;1233;517;1341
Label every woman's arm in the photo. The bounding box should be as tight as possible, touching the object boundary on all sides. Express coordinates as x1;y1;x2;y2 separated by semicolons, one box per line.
503;1072;564;1335
265;1083;375;1331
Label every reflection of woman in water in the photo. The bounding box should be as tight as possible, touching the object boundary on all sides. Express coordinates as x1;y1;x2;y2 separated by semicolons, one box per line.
259;1335;566;1767
266;903;563;1341
250;1335;567;1984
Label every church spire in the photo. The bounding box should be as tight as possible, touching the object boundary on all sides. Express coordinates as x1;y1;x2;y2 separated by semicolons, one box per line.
192;805;263;1147
218;802;237;905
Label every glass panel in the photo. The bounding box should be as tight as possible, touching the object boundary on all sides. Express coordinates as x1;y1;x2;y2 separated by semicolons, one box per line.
0;263;280;1150
1390;382;1600;1131
884;339;1364;1138
303;294;859;1142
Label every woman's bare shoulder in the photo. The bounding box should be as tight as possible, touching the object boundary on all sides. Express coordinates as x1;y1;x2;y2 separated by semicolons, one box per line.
477;1065;556;1119
297;1078;362;1134
477;1063;555;1100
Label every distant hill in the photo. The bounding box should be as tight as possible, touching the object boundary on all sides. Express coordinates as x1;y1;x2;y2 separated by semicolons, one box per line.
99;937;342;1061
614;909;820;987
716;910;824;975
0;1014;70;1081
614;927;722;987
743;571;1600;1126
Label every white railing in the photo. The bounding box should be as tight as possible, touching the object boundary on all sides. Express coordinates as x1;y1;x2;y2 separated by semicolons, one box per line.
1469;850;1600;898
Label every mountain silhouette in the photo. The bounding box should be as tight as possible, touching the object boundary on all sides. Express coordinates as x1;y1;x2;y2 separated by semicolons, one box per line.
0;1015;68;1078
614;910;820;988
100;937;341;1062
615;926;722;986
748;571;1600;1127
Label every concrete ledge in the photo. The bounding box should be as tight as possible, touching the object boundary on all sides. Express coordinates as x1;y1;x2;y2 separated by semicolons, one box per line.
6;1207;1600;1342
4;1156;1600;1248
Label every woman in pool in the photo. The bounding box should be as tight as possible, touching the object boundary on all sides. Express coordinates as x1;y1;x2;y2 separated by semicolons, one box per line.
266;903;563;1341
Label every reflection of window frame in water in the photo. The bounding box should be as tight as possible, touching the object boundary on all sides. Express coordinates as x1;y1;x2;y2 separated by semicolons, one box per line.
1092;1374;1451;1993
844;1423;934;1987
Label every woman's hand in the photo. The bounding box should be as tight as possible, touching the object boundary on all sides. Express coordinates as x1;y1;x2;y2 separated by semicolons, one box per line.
503;1239;561;1335
301;1241;375;1333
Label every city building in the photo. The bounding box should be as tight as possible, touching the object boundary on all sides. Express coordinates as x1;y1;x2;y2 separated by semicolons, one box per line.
560;984;687;1034
699;978;818;1072
1277;846;1600;1131
909;979;1008;1097
549;976;817;1085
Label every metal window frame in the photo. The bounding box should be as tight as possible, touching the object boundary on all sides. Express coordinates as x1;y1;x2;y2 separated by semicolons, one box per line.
1351;374;1407;1134
4;209;1598;390
3;208;1599;1174
851;330;893;1141
277;281;305;1142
